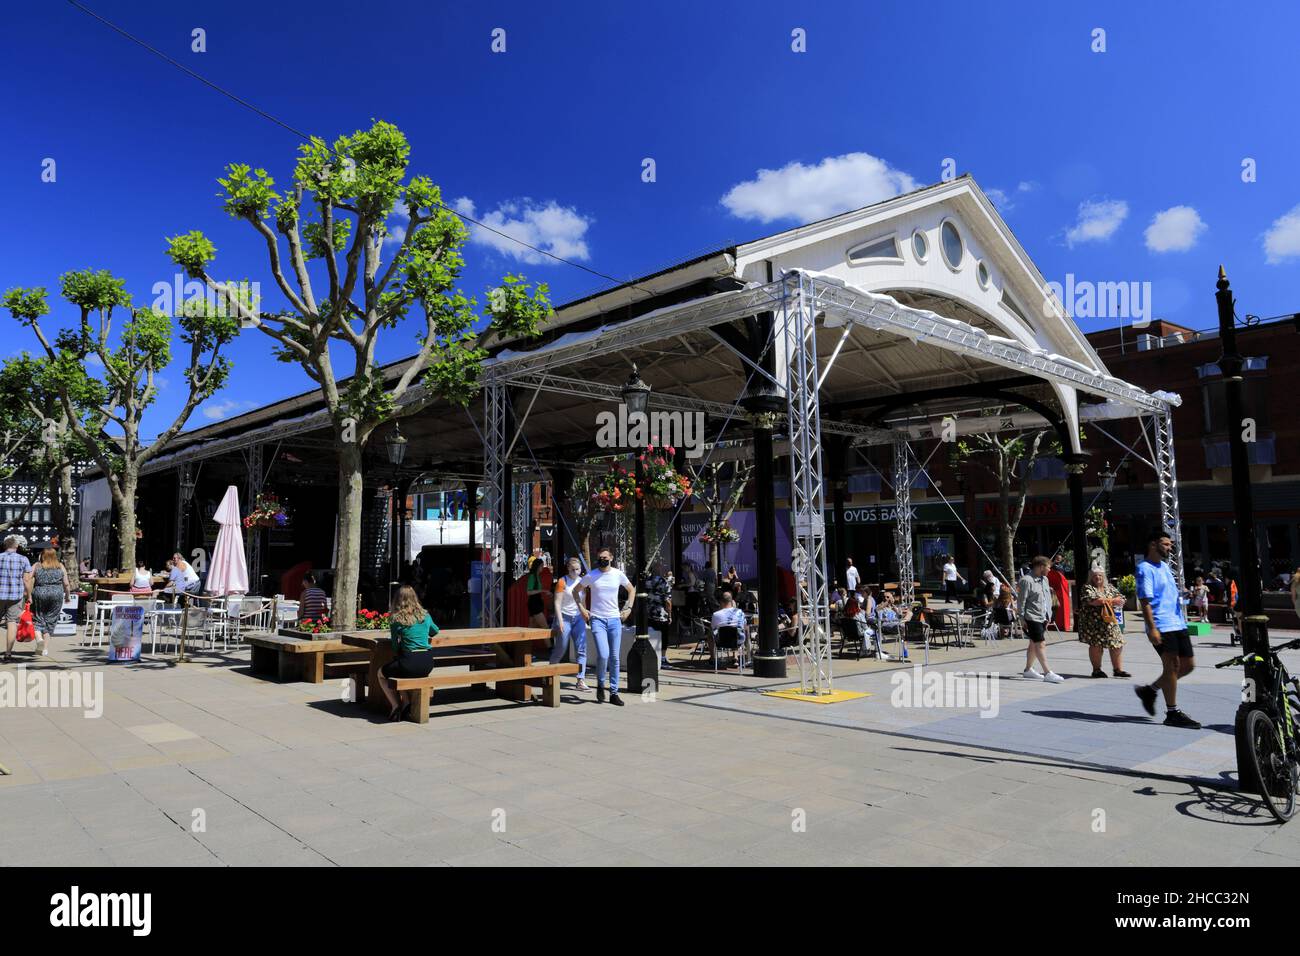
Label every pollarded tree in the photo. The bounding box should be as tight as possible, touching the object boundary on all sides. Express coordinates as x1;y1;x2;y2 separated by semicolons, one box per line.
166;120;549;628
953;422;1062;581
0;352;95;583
4;275;238;570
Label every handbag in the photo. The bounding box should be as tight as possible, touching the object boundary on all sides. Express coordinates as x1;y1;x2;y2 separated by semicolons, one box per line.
16;602;36;642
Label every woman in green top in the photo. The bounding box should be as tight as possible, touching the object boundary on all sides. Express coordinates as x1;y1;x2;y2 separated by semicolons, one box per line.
378;585;439;721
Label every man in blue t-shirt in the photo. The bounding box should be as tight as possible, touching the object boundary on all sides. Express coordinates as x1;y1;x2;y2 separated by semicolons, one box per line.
1134;529;1199;729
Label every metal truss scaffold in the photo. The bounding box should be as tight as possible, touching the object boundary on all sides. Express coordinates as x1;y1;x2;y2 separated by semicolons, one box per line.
783;273;833;695
1151;410;1186;594
892;439;915;607
481;380;507;627
514;481;531;578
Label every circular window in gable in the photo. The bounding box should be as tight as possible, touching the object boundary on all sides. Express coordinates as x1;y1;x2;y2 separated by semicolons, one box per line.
940;220;963;270
977;260;990;289
912;230;928;262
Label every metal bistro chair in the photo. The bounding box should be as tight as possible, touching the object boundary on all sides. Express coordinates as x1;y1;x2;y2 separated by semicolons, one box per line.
713;624;746;672
927;609;958;649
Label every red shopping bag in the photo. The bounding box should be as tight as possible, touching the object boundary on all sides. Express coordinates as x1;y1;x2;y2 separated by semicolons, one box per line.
15;602;35;642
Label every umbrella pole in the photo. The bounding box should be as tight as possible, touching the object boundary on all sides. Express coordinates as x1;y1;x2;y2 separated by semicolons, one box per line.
178;594;189;663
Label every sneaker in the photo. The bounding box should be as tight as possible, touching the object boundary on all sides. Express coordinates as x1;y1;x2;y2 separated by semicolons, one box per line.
877;652;890;662
1042;671;1065;683
1135;684;1157;716
609;693;625;707
1022;667;1043;679
660;659;671;669
575;679;590;692
1164;709;1201;730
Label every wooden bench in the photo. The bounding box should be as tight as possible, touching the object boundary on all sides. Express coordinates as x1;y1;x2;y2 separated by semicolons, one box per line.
325;648;498;702
245;633;367;684
392;662;579;723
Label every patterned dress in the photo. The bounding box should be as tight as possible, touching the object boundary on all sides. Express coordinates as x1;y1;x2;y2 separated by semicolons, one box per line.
1077;583;1124;649
31;565;67;636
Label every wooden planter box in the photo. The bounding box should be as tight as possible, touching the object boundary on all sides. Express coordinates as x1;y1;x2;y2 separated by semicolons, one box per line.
277;626;339;640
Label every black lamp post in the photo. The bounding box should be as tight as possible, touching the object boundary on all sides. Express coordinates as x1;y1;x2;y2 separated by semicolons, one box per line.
621;365;658;696
385;423;409;598
1098;461;1116;572
1217;267;1270;794
178;465;196;551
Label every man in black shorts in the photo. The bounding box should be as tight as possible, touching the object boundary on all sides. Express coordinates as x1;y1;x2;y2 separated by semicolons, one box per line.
1134;530;1200;729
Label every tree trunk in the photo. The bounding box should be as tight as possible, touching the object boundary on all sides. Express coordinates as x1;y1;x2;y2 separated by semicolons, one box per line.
52;461;79;589
334;440;364;629
114;472;138;572
998;468;1014;584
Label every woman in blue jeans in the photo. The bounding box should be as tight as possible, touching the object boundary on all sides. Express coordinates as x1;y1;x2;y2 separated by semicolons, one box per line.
572;548;636;706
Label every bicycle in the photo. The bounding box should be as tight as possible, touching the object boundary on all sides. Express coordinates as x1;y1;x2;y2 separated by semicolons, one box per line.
1217;637;1300;822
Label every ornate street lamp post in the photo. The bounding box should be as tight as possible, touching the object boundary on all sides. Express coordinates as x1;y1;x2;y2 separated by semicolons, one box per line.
1217;267;1270;794
385;422;409;600
1098;460;1116;572
621;365;658;696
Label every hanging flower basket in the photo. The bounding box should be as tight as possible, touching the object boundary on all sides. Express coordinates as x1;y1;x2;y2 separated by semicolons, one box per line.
591;463;638;513
244;492;290;530
699;519;740;545
636;444;691;510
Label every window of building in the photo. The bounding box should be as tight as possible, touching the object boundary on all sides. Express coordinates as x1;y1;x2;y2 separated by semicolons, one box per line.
1200;365;1269;435
911;230;929;263
846;234;901;264
940;220;964;270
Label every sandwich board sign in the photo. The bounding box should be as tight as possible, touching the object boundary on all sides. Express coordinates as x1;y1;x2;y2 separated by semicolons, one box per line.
107;603;145;663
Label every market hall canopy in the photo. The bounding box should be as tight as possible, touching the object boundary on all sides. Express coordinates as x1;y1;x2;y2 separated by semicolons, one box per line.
111;176;1183;693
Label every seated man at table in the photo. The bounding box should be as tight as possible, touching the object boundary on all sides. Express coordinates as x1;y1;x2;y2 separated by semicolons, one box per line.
298;572;329;623
710;591;748;655
164;553;201;599
376;585;439;721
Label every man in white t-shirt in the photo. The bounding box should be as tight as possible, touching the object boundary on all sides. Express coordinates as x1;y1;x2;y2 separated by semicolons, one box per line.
941;555;965;603
710;592;749;667
572;548;635;705
549;557;589;692
845;558;860;592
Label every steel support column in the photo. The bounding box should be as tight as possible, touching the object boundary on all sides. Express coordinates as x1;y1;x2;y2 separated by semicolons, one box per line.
893;439;914;606
1151;411;1186;594
514;480;530;579
481;381;507;627
782;273;832;694
750;411;785;677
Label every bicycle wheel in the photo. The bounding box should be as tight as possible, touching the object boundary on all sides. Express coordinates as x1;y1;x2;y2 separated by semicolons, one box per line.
1246;708;1298;823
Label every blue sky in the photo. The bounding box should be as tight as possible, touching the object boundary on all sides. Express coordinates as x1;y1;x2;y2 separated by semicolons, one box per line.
4;0;1300;438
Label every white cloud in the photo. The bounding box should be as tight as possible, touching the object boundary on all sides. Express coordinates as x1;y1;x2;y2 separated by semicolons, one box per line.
384;202;410;247
1144;205;1206;253
720;153;919;224
985;188;1010;209
203;399;256;421
1263;203;1300;264
1017;181;1039;193
1065;198;1129;247
452;197;592;265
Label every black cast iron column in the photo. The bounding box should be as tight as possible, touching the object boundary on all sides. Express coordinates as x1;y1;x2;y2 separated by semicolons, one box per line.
549;467;574;570
625;451;658;696
826;437;850;587
748;410;784;677
1063;452;1090;630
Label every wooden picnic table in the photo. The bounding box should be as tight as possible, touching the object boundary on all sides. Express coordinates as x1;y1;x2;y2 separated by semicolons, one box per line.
341;627;558;717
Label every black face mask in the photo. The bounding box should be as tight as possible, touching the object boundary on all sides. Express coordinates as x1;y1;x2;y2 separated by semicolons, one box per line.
598;557;611;568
